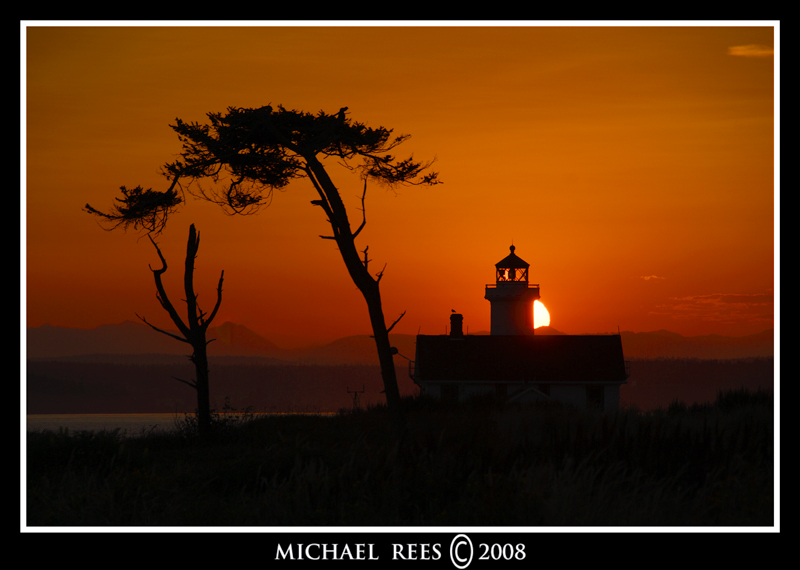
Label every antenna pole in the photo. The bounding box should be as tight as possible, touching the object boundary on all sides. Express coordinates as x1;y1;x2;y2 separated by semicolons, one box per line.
346;384;366;410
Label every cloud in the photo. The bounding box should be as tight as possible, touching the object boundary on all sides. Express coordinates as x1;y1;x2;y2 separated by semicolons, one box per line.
640;275;665;281
672;293;774;305
728;44;774;58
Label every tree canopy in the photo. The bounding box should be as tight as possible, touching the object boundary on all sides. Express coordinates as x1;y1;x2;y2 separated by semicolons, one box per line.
86;105;438;231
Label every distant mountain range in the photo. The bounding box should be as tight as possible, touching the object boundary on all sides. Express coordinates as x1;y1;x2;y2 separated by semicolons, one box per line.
618;329;774;359
25;321;419;365
26;321;774;363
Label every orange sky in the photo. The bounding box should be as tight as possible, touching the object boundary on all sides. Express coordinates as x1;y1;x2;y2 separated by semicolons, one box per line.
23;23;777;349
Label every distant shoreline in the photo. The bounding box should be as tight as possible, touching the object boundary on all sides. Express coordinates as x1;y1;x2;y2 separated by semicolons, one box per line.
26;412;336;434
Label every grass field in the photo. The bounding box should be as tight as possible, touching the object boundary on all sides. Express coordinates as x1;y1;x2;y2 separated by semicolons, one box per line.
25;388;774;527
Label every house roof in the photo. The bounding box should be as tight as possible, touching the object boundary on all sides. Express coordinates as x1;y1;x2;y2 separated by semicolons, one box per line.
413;334;627;384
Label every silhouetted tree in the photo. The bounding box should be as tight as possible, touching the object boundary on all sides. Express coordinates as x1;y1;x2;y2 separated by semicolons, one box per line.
85;105;439;416
138;224;224;438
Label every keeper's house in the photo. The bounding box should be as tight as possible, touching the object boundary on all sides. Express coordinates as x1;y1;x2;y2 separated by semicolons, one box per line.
410;246;629;411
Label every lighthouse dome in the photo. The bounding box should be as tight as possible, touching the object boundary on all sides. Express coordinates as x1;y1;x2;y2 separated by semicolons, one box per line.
495;245;529;270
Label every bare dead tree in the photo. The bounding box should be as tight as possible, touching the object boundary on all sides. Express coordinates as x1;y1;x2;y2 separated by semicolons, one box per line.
137;224;224;438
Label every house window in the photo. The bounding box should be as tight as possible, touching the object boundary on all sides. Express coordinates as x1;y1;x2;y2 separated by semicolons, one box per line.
441;384;459;402
586;385;604;410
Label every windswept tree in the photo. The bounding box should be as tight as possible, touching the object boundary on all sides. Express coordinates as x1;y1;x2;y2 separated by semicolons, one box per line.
86;105;439;415
138;224;224;438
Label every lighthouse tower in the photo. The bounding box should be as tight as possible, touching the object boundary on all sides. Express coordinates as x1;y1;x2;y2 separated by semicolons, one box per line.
484;245;540;335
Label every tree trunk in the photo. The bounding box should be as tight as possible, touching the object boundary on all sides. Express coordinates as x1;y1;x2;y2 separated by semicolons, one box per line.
336;238;403;413
192;339;212;439
305;157;403;414
363;281;402;411
184;226;211;437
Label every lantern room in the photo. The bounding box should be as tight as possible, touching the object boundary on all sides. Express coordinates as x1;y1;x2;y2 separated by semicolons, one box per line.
495;244;529;282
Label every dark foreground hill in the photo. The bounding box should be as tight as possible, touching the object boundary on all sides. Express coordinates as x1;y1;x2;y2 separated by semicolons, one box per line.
26;390;774;526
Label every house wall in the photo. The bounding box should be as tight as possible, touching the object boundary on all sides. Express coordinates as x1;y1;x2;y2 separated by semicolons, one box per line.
423;384;442;398
419;381;621;411
603;384;620;412
461;383;493;399
550;384;585;408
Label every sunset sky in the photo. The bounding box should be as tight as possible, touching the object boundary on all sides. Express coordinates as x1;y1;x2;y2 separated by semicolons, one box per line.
23;23;777;349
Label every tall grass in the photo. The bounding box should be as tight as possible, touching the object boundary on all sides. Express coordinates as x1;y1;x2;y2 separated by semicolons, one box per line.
26;388;773;527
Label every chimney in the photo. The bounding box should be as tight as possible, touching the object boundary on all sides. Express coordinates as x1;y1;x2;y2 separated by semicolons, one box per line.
449;313;464;338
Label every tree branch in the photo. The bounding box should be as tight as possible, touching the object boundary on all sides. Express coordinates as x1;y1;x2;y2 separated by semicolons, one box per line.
352;178;368;240
136;313;191;344
172;376;197;390
386;310;406;334
83;176;184;235
202;270;225;330
184;224;200;331
376;263;387;283
146;234;191;339
362;245;370;272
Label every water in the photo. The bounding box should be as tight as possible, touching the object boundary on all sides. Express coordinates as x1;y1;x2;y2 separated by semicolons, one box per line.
25;412;336;436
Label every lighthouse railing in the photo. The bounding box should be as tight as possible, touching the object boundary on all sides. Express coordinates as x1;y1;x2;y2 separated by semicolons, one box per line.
485;283;540;289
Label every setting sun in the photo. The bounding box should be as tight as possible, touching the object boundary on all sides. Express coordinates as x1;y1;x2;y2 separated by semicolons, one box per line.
534;300;550;329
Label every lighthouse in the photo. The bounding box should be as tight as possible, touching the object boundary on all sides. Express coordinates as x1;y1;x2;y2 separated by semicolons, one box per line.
411;244;628;410
484;245;540;335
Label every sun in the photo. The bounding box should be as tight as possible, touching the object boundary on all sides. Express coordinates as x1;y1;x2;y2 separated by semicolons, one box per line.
533;300;550;329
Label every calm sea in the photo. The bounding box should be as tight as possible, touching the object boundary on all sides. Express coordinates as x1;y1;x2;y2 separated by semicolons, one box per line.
26;413;334;436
